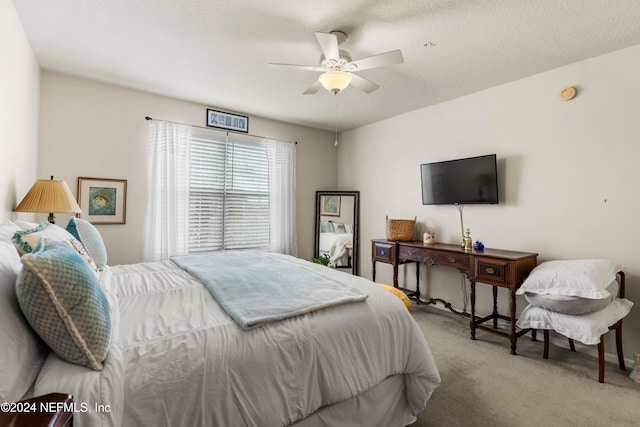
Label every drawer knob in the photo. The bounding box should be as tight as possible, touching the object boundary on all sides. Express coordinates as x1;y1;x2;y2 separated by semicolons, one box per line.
380;250;385;255
448;257;456;263
486;267;495;274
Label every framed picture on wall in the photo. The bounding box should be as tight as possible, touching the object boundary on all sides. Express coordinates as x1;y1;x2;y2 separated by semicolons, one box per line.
77;177;127;224
206;108;249;133
320;195;341;216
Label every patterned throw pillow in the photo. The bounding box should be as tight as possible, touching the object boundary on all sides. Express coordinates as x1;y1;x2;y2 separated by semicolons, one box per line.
16;238;111;371
13;221;98;272
66;217;108;270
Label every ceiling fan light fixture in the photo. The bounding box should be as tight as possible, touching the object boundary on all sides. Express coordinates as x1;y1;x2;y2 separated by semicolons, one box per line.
319;70;352;93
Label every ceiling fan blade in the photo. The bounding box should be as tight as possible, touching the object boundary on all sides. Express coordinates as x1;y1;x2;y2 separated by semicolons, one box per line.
350;49;404;71
268;63;324;72
350;73;380;94
303;80;323;95
315;32;339;61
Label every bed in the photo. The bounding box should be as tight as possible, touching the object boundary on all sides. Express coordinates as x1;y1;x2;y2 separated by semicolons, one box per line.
0;220;440;427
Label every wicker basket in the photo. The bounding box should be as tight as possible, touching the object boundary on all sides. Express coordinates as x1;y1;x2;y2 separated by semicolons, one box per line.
385;216;417;241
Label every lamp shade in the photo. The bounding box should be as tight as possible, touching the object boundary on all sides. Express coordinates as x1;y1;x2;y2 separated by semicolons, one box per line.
319;70;352;93
16;178;82;219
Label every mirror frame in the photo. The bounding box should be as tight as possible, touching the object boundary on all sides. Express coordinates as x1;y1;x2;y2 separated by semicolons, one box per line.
314;190;360;275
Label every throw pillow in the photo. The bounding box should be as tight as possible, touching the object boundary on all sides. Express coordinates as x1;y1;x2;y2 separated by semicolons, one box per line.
66;217;108;270
378;284;412;310
516;259;622;299
16;238;111;371
13;221;98;272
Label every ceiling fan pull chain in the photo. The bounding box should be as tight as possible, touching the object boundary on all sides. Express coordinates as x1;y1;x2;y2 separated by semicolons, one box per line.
334;93;339;147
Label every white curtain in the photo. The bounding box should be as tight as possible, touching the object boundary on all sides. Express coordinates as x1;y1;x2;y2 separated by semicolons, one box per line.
144;120;192;261
266;139;297;256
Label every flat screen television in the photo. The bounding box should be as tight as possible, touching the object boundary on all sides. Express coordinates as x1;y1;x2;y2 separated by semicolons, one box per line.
421;154;499;205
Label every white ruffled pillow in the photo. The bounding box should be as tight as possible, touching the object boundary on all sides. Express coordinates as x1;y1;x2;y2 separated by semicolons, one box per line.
516;298;633;345
516;259;622;300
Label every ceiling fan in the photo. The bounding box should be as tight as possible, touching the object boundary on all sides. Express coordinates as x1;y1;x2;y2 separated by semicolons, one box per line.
268;31;404;95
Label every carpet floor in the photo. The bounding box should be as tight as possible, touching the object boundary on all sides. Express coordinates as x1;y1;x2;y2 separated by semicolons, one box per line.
409;305;640;427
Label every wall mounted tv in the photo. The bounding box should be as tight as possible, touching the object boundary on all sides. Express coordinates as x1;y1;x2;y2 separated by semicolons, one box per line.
421;154;499;205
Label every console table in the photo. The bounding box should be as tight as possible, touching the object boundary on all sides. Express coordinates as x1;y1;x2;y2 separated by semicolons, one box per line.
371;239;538;354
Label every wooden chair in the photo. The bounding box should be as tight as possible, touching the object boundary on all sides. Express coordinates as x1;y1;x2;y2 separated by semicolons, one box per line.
543;271;627;383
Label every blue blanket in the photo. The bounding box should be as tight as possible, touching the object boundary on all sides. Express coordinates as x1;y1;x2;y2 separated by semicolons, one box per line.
171;250;367;330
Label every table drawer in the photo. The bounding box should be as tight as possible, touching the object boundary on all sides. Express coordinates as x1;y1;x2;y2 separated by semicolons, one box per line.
398;245;427;262
476;257;508;285
372;242;395;263
430;250;470;269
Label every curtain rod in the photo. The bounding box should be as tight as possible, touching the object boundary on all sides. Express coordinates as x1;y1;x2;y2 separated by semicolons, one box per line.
144;116;297;144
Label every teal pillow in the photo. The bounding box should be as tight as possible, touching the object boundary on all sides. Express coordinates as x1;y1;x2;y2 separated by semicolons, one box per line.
66;217;108;270
16;238;111;371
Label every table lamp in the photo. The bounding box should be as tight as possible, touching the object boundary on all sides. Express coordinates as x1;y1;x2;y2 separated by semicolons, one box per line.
15;176;82;224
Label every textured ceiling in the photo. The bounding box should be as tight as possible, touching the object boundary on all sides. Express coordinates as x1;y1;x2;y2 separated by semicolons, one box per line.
13;0;640;131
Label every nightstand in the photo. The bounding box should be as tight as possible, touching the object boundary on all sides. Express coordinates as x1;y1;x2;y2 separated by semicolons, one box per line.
0;393;73;427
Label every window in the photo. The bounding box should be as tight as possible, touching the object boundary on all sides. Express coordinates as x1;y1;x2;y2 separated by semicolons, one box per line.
189;132;270;252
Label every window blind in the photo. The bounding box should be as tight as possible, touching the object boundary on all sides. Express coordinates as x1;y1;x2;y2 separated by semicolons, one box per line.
189;133;270;252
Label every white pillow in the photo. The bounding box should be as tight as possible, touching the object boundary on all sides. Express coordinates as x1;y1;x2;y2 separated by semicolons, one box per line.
516;259;622;299
13;220;39;230
0;221;21;243
0;241;49;402
523;280;618;315
516;298;633;345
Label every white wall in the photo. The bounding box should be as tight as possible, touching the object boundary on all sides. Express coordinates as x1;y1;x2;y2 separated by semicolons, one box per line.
0;0;39;222
38;71;337;264
339;44;640;360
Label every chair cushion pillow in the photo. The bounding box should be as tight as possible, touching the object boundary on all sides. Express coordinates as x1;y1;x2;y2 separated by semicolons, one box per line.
523;280;619;315
16;238;111;371
0;241;48;402
516;298;633;345
516;259;622;299
66;217;108;270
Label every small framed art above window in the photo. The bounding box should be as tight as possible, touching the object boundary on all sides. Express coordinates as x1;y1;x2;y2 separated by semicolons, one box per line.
206;109;249;133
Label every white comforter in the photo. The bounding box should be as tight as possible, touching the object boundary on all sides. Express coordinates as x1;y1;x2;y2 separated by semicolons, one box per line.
32;253;440;426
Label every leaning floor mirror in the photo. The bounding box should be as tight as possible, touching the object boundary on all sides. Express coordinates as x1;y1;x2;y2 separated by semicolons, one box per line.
314;191;360;275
